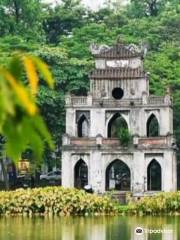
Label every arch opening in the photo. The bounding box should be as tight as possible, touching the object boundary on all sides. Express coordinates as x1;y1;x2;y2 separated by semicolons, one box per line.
108;113;128;138
147;159;162;191
106;159;131;191
147;114;159;137
74;159;88;189
77;115;89;137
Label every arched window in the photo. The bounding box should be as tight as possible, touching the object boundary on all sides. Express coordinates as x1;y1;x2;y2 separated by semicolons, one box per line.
77;115;89;137
74;159;88;189
147;159;161;191
147;114;159;137
106;159;131;191
108;113;128;138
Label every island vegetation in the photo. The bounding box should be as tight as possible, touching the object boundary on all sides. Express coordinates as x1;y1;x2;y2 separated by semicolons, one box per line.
0;186;180;216
0;187;117;216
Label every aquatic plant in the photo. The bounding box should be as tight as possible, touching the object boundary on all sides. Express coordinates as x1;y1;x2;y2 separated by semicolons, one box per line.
129;192;180;215
0;187;118;216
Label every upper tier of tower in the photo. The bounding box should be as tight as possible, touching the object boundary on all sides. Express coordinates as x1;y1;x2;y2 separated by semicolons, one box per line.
89;43;148;99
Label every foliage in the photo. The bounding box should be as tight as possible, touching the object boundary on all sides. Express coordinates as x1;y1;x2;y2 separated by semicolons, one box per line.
127;0;166;17
0;53;54;162
33;46;92;94
129;192;180;215
0;35;39;53
43;0;86;44
59;23;117;59
116;204;132;214
0;187;118;216
0;0;44;40
117;129;132;146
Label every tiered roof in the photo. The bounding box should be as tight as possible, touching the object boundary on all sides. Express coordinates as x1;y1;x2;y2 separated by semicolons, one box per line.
89;68;145;79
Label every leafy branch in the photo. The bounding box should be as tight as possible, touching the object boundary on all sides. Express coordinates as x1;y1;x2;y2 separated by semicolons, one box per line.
0;53;54;163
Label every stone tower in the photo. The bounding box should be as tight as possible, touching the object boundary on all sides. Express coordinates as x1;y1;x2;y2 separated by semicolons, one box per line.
62;42;177;195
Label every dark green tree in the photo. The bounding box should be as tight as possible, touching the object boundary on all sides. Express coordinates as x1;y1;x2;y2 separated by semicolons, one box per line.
43;0;86;44
0;0;44;40
127;0;169;17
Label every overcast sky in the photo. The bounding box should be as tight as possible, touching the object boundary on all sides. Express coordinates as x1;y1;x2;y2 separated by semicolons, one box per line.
43;0;128;10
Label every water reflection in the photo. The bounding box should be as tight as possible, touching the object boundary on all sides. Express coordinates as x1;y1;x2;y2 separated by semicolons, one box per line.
0;216;179;240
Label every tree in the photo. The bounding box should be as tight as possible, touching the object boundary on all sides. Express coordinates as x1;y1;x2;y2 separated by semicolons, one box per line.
127;0;169;18
0;0;44;40
59;23;117;58
43;0;86;44
0;53;54;166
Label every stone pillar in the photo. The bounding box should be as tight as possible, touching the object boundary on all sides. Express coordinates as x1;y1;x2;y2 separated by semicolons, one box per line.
132;151;145;195
61;151;72;188
160;107;173;135
66;108;76;136
62;134;70;146
133;135;139;147
164;87;172;105
65;94;71;106
164;94;172;105
163;151;177;191
87;94;93;106
90;149;103;193
96;134;103;146
142;91;148;105
91;109;106;137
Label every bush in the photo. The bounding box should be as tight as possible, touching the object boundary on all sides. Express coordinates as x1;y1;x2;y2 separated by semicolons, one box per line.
0;187;118;216
117;129;132;146
129;192;180;215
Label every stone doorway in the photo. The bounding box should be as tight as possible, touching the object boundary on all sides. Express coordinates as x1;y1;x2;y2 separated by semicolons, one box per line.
106;159;131;191
147;159;162;191
74;159;88;189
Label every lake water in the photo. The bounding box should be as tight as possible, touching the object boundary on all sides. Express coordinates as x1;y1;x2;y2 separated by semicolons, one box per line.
0;216;179;240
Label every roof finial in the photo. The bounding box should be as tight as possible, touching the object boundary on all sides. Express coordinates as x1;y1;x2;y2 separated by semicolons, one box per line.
89;43;111;55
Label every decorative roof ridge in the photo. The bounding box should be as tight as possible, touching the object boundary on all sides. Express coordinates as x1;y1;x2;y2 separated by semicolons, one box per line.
90;43;144;59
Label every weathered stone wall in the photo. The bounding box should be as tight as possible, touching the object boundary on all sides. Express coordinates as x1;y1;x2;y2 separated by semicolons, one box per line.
65;105;173;138
90;78;148;98
62;148;177;193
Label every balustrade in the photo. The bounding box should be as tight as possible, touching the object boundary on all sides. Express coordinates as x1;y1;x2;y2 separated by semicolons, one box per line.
65;95;171;107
